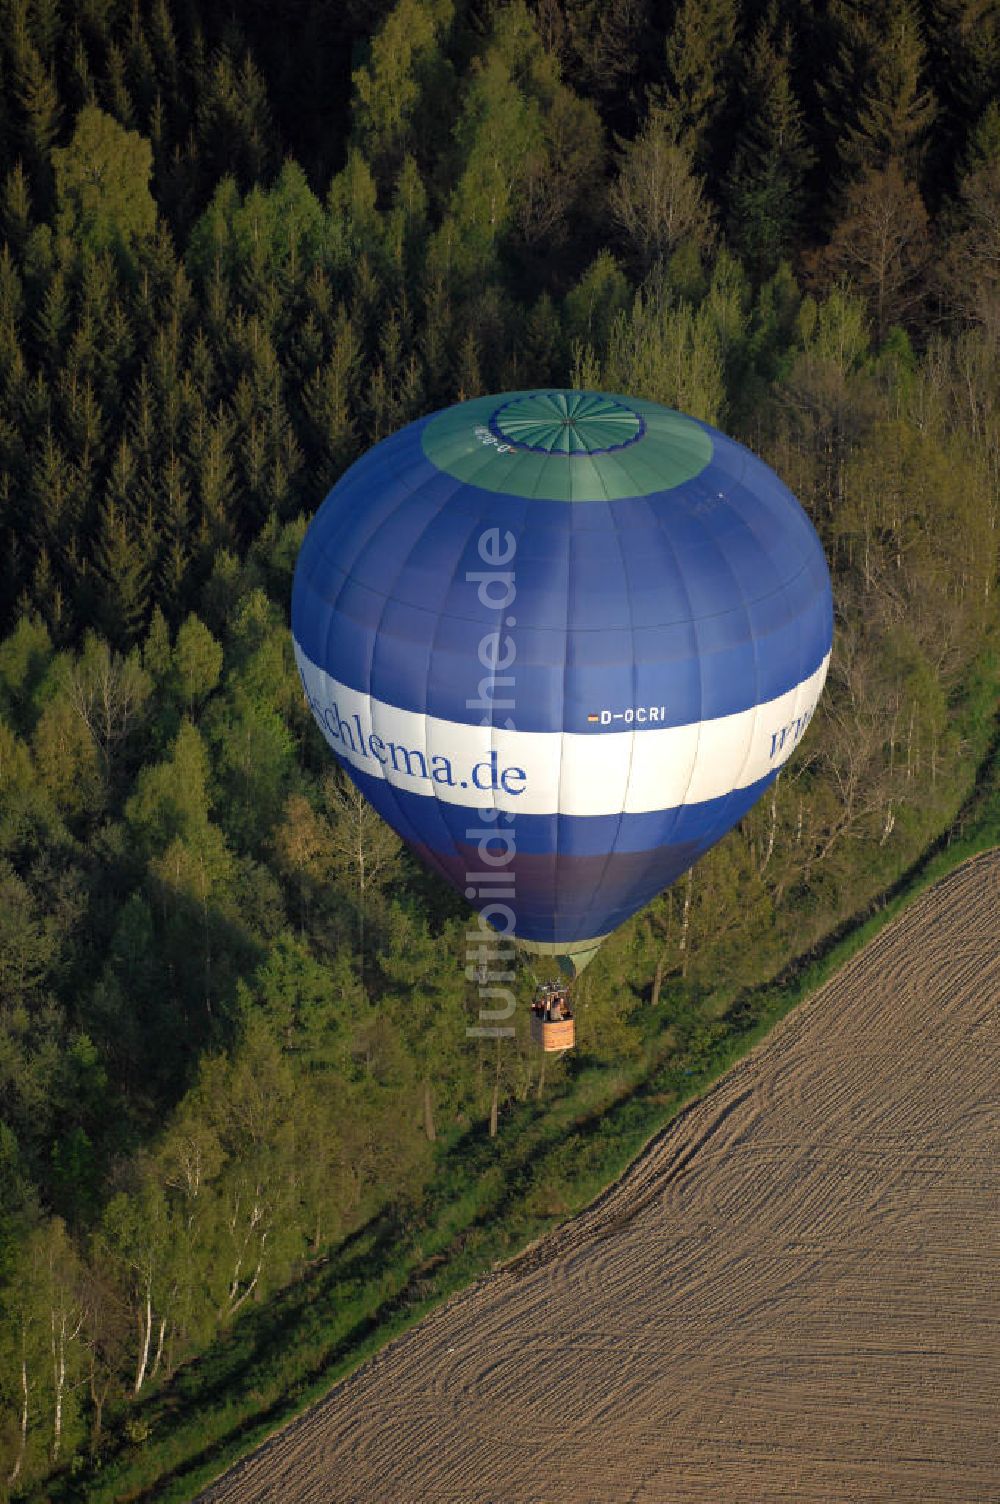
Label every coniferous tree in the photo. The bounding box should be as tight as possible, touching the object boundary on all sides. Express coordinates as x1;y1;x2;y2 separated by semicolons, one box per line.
126;366;158;490
142;603;173;684
327;150;382;281
453;325;482;400
382;156;428;288
148;0;180;99
25;0;60;64
725;17;813;279
13;38;60;209
104;41;136;127
1;160;32;255
938;104;1000;332
156;449;191;616
126;16;158;124
922;0;1000;190
57;370;102;483
67;27;98;115
419;276;453;406
541;0;652;131
0;239;23;331
820;0;936;185
30;262;68;375
30;425;79;574
191;403;238;552
196;48;275;191
656;0;738;172
844;0;936;174
93;438;150;647
0;250;25;423
302;308;361;492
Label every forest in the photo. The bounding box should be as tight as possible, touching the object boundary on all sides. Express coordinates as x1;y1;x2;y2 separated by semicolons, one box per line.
0;0;997;1495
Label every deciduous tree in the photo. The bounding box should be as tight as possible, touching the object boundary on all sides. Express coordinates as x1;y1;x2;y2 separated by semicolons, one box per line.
610;109;714;271
52;106;155;259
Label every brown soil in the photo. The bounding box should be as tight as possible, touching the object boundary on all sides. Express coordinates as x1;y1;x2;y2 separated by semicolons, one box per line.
201;850;1000;1504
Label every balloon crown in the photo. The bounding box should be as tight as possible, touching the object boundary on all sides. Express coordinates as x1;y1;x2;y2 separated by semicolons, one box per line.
489;391;644;455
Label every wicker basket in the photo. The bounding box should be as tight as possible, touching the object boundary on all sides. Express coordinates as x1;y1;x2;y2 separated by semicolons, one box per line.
530;1014;575;1051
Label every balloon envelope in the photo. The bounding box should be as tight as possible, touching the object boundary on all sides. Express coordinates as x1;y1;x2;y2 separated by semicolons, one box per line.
292;390;833;973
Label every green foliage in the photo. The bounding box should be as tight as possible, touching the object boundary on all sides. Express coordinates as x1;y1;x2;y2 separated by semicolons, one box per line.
173;613;223;711
447;47;543;275
0;617;51;730
186;163;326;288
352;0;454;181
327;150;382;271
52;105;156;259
125;718;216;856
602;283;726;422
0;2;997;1494
564;250;631;354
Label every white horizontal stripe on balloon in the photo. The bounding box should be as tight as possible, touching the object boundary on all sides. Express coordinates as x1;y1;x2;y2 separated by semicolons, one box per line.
294;642;830;819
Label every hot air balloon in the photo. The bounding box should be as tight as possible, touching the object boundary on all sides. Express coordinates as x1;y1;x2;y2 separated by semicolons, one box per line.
291;390;833;1018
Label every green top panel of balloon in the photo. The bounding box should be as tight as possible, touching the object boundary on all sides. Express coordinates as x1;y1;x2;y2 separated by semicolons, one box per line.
421;390;713;501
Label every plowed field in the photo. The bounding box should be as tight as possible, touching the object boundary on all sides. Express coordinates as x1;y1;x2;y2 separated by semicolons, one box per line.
202;850;1000;1504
